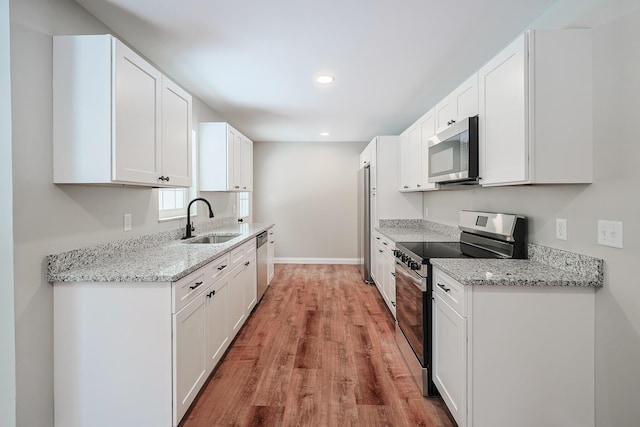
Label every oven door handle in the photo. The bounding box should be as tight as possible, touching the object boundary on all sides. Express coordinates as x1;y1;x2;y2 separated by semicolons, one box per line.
395;261;427;292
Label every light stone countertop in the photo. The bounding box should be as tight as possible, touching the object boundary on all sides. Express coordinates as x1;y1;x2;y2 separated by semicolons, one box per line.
374;219;603;288
430;258;602;287
48;222;273;283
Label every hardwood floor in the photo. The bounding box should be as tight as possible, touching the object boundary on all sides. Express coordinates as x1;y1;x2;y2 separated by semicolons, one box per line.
180;264;456;427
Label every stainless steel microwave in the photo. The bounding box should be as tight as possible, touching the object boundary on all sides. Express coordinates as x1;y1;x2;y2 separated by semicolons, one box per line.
427;116;479;184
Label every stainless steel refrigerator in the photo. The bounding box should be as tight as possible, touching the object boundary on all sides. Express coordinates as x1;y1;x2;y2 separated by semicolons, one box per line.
357;165;372;283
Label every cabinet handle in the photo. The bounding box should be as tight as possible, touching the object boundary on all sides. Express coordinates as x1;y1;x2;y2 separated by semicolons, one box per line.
244;261;250;266
159;176;170;182
403;185;409;189
391;272;396;277
383;242;388;246
437;283;450;293
234;185;240;189
270;241;275;244
391;301;396;307
217;265;227;271
378;249;383;253
446;119;456;126
416;184;421;187
243;186;247;189
207;290;216;298
190;281;203;290
376;237;380;240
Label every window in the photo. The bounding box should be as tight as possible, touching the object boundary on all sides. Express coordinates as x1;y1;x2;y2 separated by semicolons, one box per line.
158;130;197;221
237;192;251;222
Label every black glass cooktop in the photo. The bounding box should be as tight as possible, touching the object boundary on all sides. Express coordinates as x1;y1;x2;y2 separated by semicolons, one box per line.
396;241;502;262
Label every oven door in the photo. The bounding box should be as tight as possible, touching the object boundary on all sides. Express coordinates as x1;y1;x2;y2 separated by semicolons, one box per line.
395;260;427;366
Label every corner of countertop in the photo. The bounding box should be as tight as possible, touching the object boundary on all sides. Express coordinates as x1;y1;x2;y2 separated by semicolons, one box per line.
528;243;604;287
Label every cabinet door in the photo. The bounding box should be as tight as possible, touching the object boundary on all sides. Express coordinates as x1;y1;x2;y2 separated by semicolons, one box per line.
231;132;242;190
113;39;163;185
205;277;230;370
243;255;257;314
419;109;437;190
398;131;412;191
435;73;479;134
240;136;253;191
267;229;275;284
408;125;422;190
229;263;246;336
173;291;208;425
433;295;467;427
161;78;192;187
383;250;396;317
479;34;528;186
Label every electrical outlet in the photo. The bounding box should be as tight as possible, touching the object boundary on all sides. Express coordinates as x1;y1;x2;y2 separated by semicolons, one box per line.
555;218;567;241
124;214;132;232
597;220;623;248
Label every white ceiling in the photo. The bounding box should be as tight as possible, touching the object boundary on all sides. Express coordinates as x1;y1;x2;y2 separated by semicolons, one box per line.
75;0;559;142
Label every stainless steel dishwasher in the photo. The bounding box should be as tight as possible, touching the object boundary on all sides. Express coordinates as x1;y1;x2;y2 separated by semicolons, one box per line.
256;231;268;302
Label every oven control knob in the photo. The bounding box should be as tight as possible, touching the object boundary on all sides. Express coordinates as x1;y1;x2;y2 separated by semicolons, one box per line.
401;255;409;263
394;250;401;258
410;261;420;270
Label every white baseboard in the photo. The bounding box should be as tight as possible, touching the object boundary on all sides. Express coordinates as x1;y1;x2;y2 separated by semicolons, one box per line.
274;257;358;265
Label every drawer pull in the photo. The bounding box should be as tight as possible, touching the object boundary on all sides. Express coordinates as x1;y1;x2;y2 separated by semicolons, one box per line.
207;290;216;298
437;283;450;293
391;272;396;277
217;265;227;271
190;281;203;290
244;261;250;266
378;249;383;253
383;242;388;246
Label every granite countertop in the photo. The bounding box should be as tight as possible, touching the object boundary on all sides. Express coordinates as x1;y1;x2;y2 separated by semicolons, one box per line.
376;226;457;243
48;222;274;283
375;219;603;288
430;259;602;287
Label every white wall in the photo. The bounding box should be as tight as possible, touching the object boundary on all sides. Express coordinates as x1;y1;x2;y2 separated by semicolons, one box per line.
9;0;231;425
1;0;16;425
421;3;640;425
253;141;367;262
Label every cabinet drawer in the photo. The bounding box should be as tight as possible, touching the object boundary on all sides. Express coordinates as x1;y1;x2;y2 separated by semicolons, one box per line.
173;267;210;313
208;253;230;283
230;239;256;267
433;268;467;316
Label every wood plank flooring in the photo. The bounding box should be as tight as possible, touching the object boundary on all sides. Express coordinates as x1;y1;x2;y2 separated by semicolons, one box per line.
180;264;456;427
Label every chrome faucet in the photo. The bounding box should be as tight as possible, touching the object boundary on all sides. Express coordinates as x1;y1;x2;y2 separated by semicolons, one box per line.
182;197;215;239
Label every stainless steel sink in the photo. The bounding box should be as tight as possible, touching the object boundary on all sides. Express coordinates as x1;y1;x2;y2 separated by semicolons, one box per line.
186;233;241;244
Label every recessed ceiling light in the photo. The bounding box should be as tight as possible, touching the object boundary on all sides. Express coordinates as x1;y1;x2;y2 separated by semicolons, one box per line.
316;75;335;84
320;132;330;136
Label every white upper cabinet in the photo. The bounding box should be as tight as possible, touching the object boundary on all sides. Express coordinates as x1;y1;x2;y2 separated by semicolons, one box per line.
435;73;478;134
161;78;193;187
199;122;253;192
53;35;192;187
479;30;593;186
399;109;437;192
398;131;412;191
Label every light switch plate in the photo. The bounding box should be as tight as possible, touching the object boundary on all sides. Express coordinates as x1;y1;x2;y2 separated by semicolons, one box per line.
555;218;567;240
597;220;623;248
124;214;132;231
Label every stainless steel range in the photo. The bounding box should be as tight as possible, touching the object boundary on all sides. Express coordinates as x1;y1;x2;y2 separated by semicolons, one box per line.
394;210;527;396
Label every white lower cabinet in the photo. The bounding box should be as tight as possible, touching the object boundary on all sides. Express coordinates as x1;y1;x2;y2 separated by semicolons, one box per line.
371;231;396;318
433;276;467;427
267;227;275;284
174;290;208;424
53;236;262;427
432;267;595;427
